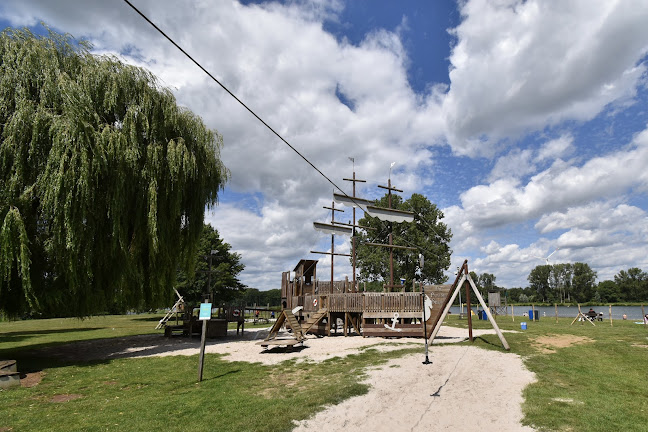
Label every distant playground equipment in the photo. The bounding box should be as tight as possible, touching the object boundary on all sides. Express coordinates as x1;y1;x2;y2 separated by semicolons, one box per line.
156;288;185;329
156;288;247;338
571;304;597;326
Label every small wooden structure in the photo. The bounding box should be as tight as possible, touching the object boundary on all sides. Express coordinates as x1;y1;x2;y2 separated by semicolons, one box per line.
156;288;185;329
489;291;508;316
0;360;20;389
162;305;246;337
570;304;596;326
259;308;307;348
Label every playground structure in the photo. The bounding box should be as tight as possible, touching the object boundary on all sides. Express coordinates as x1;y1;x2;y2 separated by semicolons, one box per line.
264;258;510;350
156;289;247;338
488;291;508;316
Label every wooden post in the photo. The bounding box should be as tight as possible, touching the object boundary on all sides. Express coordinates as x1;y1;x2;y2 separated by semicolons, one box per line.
609;304;613;327
532;304;536;322
197;300;211;382
511;304;514;322
555;303;558;323
465;277;473;342
198;319;207;382
466;274;510;350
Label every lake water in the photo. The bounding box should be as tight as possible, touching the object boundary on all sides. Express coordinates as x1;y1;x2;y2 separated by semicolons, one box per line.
449;305;647;321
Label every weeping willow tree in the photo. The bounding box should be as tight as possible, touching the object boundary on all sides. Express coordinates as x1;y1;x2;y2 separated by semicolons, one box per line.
0;28;228;317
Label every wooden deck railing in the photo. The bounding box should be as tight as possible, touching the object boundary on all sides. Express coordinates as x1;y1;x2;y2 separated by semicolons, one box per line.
326;292;423;313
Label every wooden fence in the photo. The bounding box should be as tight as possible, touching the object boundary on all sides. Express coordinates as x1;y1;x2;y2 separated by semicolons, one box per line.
321;292;424;314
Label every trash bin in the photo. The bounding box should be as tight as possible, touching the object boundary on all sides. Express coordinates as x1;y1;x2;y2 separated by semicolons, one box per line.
521;322;527;330
528;309;534;320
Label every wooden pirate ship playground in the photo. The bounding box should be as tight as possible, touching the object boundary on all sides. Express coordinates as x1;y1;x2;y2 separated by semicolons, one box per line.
262;258;510;350
262;166;510;350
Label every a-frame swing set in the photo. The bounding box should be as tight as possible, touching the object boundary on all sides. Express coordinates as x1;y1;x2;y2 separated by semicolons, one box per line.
428;260;510;351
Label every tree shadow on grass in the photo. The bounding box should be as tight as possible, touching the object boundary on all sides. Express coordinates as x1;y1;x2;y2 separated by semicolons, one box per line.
0;328;105;348
204;369;242;381
6;329;272;373
130;316;166;322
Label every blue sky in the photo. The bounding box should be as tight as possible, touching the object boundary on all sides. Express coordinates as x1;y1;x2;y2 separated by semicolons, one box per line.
2;0;648;290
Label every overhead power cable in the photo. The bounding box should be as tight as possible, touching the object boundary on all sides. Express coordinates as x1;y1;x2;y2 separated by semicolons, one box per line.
122;0;454;273
123;0;356;206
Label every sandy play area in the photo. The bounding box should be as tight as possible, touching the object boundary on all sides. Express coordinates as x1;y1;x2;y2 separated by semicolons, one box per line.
31;325;536;431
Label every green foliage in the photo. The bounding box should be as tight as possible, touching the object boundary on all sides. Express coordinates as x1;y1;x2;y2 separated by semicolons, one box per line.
527;262;598;303
0;27;228;317
596;280;621;303
477;272;496;291
571;262;597;301
528;265;553;302
230;287;281;307
503;286;536;303
174;224;245;305
524;262;648;304
355;193;451;286
613;267;648;301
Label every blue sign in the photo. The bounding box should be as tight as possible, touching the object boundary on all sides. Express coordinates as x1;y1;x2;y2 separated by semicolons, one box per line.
199;303;212;321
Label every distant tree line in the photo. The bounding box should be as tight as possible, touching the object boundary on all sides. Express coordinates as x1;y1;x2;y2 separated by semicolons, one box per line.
468;264;648;304
228;288;281;308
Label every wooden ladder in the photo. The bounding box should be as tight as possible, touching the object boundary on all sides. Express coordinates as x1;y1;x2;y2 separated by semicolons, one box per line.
155;289;185;329
302;308;328;334
264;309;305;342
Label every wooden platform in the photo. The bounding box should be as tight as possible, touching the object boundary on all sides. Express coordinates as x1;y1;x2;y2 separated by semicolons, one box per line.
362;323;427;338
257;339;304;348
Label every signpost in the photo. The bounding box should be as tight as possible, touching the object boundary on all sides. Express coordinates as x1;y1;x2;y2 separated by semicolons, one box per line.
197;302;212;382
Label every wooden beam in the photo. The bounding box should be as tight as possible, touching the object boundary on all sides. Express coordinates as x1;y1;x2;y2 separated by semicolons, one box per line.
466;274;510;350
310;251;352;257
364;242;417;250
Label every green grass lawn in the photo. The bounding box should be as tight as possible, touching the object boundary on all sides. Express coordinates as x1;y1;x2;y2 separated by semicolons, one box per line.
457;314;648;431
1;313;647;431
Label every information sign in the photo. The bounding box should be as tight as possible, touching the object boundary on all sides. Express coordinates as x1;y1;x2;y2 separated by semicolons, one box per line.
199;303;212;321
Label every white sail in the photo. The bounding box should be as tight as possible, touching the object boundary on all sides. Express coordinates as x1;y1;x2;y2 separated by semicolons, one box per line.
333;192;373;208
313;222;352;236
365;205;414;223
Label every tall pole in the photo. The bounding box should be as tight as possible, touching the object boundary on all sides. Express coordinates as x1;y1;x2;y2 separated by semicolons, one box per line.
207;255;212;303
352;172;356;291
331;201;335;289
422;291;431;364
343;167;366;292
376;177;406;292
464;264;473;342
388;178;394;291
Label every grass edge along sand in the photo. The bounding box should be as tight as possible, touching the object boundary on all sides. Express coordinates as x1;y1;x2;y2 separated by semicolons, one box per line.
1;313;648;431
